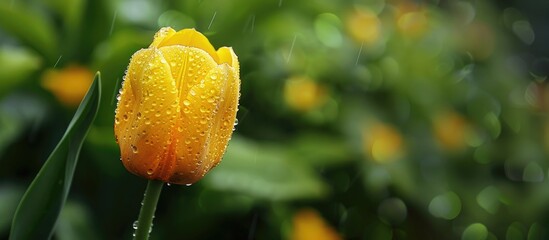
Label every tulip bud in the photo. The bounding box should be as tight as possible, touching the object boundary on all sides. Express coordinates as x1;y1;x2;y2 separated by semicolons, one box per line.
114;27;240;185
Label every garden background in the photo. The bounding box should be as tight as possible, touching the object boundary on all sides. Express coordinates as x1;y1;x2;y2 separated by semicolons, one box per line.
1;0;549;239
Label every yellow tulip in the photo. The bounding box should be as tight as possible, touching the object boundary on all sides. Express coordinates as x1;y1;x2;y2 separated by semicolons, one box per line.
114;27;240;185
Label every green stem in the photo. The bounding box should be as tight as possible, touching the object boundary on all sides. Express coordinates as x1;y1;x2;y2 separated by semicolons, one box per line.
134;180;164;240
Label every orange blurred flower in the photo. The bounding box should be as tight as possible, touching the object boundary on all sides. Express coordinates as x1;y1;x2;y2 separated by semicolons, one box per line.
114;27;240;185
284;76;327;112
291;208;342;240
41;65;94;107
363;121;404;163
433;111;470;151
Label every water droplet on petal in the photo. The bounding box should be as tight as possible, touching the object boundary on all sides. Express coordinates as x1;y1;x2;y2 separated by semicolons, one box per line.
132;145;138;153
183;100;191;106
147;169;154;175
133;220;139;230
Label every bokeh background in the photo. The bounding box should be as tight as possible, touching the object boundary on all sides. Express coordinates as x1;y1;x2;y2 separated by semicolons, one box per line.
1;0;549;239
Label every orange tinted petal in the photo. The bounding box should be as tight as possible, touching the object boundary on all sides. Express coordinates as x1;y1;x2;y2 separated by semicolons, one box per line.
170;64;235;184
156;29;220;64
114;48;180;182
201;64;240;172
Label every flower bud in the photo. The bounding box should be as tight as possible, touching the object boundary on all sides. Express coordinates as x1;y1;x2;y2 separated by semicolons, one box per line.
114;27;240;185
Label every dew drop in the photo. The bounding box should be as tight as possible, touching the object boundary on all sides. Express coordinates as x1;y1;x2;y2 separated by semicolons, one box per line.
145;119;151;125
210;74;217;80
131;145;138;153
116;94;121;101
147;169;154;175
137;112;142;118
133;220;138;230
166;109;172;114
186;183;192;187
183;100;191;106
115;117;120;124
190;90;196;96
200;119;207;124
166;183;171;186
234;118;239;126
155;112;161;117
123;114;129;121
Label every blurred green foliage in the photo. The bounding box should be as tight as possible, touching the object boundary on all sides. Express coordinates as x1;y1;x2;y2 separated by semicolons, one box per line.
1;0;549;239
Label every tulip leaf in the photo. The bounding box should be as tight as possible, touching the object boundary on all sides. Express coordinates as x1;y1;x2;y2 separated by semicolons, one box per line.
204;136;329;201
9;73;102;240
0;2;58;62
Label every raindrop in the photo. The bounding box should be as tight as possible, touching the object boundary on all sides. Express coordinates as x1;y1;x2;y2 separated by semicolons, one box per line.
147;169;154;175
133;220;138;230
131;145;138;153
123;114;129;121
234;118;239;126
183;100;191;106
115;117;120;124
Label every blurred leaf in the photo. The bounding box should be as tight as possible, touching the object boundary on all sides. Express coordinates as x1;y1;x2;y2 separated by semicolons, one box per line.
0;93;48;157
289;133;353;167
55;201;99;240
204;136;329;201
0;185;24;235
0;2;58;62
0;47;42;96
43;0;85;34
9;73;101;240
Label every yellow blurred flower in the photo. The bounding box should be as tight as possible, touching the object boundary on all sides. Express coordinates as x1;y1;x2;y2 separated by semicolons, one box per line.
394;1;429;37
284;76;327;112
41;65;94;107
114;27;240;185
433;111;470;151
291;208;341;240
346;7;381;45
363;121;404;163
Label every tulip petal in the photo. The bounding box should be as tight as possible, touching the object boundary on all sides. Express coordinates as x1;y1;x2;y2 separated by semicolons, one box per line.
155;29;220;64
115;48;180;182
200;64;240;173
170;63;237;184
217;47;240;74
149;27;176;48
157;45;217;103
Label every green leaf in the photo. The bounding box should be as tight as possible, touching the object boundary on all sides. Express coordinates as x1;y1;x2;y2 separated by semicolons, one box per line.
9;73;102;240
204;136;329;201
0;185;24;235
0;2;58;62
